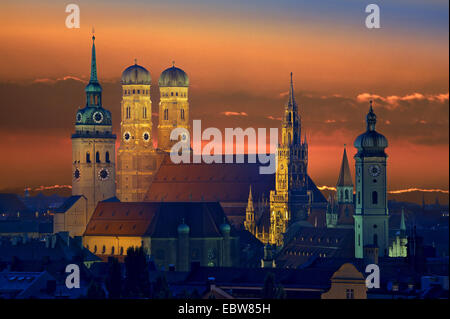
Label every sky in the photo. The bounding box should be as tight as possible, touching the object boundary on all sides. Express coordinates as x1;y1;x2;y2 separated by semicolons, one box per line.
0;0;448;192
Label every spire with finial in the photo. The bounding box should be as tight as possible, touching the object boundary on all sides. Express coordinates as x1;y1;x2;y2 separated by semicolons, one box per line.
366;99;377;131
90;29;98;84
287;72;296;110
247;185;254;210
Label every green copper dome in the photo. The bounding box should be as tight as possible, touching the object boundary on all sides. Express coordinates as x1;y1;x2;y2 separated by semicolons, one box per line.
354;102;388;156
158;65;189;87
121;63;151;85
75;106;112;126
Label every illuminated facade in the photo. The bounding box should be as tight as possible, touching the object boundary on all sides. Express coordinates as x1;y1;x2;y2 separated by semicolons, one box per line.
67;35;116;236
117;62;159;202
269;73;309;246
157;63;190;152
354;102;389;258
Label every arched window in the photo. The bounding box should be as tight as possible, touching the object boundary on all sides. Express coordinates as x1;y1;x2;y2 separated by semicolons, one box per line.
96;151;100;163
288;112;291;122
105;151;110;163
164;109;168;120
171;92;173;96
126;106;131;119
372;191;378;205
86;152;91;163
180;109;185;120
120;247;124;255
111;246;115;255
345;189;349;200
340;190;343;200
94;245;97;253
102;245;106;254
176;92;178;96
373;234;378;246
143;107;147;119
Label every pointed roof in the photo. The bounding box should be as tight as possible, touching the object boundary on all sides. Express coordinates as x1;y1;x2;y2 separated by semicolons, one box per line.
246;185;254;211
400;207;406;232
336;146;353;187
287;72;296;110
89;35;98;83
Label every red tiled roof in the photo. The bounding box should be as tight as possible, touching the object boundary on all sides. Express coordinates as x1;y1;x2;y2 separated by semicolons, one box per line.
84;201;233;238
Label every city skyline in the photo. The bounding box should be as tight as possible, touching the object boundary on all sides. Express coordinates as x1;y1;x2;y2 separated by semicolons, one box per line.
0;0;448;192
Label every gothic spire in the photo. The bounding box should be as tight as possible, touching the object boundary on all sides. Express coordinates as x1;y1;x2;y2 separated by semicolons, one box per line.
288;72;296;110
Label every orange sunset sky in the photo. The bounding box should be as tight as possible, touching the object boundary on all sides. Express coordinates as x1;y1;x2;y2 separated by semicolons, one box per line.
0;0;448;193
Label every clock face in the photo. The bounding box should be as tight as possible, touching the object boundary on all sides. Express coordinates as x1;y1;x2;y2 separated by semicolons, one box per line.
123;131;131;142
76;112;82;123
93;111;104;124
369;164;381;177
73;168;80;179
143;131;150;142
98;168;109;180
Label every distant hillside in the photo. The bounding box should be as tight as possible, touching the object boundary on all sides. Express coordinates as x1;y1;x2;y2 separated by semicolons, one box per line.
319;189;448;207
1;185;448;207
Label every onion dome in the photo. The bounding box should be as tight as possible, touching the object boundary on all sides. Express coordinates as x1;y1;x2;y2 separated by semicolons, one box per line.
177;219;190;234
158;62;189;87
220;222;231;234
354;101;388;157
121;61;151;85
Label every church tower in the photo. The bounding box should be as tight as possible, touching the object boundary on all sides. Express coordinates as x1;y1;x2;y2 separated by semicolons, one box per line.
72;35;116;225
354;101;389;258
157;63;190;152
117;61;158;202
269;73;309;246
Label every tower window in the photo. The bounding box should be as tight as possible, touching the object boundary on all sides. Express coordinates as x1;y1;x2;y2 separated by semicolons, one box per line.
180;109;185;120
105;151;110;163
176;92;178;96
86;152;91;163
372;191;378;205
96;151;100;163
373;234;378;246
164;109;168;120
143;107;147;119
358;192;361;204
137;90;140;94
126;106;131;119
171;92;173;96
346;289;354;299
133;90;135;94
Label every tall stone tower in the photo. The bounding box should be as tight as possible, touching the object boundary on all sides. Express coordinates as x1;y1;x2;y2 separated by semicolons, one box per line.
117;62;159;202
157;63;190;152
354;101;389;258
72;35;116;223
336;146;354;204
269;73;309;246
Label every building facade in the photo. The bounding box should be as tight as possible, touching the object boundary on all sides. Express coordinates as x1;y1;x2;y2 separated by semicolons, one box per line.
157;63;190;152
116;62;161;202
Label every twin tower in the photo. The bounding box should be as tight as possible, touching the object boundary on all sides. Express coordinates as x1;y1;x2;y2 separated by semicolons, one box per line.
71;36;190;224
117;60;190;202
